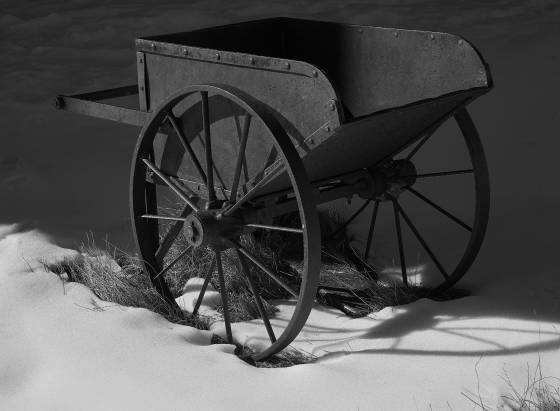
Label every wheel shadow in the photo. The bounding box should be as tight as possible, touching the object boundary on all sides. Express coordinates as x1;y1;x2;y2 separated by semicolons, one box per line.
292;290;560;359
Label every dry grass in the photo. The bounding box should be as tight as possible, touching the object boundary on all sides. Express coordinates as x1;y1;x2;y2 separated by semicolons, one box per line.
500;357;560;411
315;210;444;317
42;245;192;326
41;209;464;367
462;356;560;411
160;213;303;323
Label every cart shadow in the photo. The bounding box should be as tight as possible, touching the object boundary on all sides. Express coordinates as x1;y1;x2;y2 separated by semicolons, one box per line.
290;289;560;359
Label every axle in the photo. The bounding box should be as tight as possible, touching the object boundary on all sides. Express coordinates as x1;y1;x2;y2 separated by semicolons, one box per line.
240;159;417;223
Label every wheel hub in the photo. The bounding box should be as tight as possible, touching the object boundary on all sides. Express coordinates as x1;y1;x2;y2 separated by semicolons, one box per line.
376;159;417;200
184;212;241;249
359;159;417;200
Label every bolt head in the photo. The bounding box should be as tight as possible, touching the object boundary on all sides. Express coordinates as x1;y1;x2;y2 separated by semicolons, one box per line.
329;100;336;111
394;31;399;37
183;47;188;55
458;39;463;45
250;57;255;64
324;125;330;132
284;62;291;69
215;53;220;60
150;43;156;50
430;34;435;40
312;70;318;77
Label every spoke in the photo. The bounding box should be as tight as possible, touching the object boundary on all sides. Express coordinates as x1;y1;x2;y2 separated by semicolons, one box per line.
394;201;449;280
413;169;473;178
195;133;228;193
166;112;207;184
192;258;216;316
244;223;303;234
363;200;379;261
328;199;372;240
235;249;276;343
235;242;298;298
213;166;228;194
259;147;278;179
170;176;198;197
406;133;432;161
215;250;233;344
407;187;472;232
155;206;191;263
142;159;199;212
222;162;286;217
141;214;185;222
144;149;159;252
392;199;408;286
154;246;191;280
230;113;251;203
201;91;216;203
232;114;250;190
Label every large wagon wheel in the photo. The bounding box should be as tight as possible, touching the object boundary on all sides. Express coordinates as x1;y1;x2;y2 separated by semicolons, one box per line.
331;108;489;294
130;84;320;360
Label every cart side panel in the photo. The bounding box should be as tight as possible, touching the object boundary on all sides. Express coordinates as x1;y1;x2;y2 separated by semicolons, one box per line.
283;20;490;118
143;52;339;132
142;52;339;190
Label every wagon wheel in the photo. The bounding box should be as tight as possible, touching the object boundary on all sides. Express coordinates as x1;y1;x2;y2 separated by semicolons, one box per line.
331;108;489;294
130;84;320;360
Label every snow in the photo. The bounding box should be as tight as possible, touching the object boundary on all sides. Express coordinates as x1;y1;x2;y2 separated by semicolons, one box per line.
2;1;560;409
177;277;223;315
1;225;559;410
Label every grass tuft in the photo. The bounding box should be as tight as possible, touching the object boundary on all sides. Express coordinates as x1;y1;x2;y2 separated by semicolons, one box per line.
160;214;303;323
42;245;190;326
41;208;467;368
462;355;560;411
500;356;560;411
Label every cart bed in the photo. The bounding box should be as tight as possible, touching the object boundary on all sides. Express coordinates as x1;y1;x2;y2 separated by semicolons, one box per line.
139;18;490;117
135;18;491;191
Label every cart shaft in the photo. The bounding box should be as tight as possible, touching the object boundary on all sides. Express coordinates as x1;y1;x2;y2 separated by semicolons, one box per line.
55;85;148;127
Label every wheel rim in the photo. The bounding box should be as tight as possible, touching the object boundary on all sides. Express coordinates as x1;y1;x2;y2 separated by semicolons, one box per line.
330;107;489;293
130;84;320;360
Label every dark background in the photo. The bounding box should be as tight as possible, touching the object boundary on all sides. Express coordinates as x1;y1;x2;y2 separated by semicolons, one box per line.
1;0;558;290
